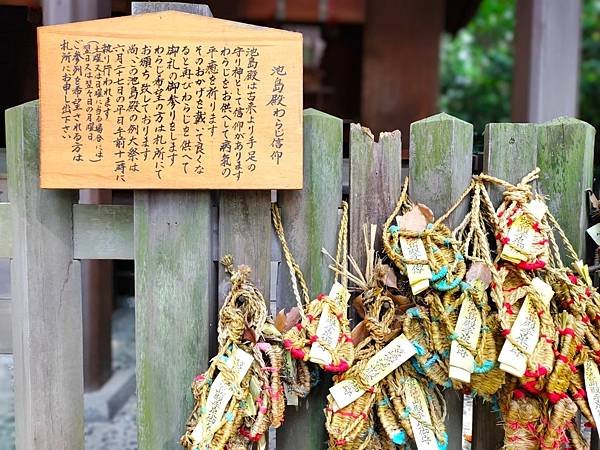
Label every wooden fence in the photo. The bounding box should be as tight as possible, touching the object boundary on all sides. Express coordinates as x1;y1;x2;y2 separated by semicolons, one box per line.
0;99;596;449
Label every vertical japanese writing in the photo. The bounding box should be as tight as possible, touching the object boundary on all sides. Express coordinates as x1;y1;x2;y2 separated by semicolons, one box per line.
231;46;244;180
180;45;192;175
220;46;232;178
60;40;74;159
70;40;84;162
152;44;166;179
193;45;206;175
268;65;287;164
50;33;297;187
113;43;127;181
126;43;140;174
245;47;259;173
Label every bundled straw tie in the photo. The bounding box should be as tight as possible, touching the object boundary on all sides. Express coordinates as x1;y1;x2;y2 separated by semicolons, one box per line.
180;257;286;450
273;201;355;373
383;178;467;293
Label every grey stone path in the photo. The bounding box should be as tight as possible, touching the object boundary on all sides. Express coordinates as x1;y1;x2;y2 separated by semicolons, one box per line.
0;305;137;450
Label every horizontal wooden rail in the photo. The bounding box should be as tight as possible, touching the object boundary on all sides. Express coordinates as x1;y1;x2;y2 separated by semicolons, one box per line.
0;203;133;260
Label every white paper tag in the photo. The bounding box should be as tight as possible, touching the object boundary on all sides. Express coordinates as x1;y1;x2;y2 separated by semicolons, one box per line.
308;282;349;365
587;223;600;246
329;334;416;409
449;296;482;383
498;277;553;377
404;377;439;450
191;347;253;444
399;236;432;295
501;200;547;263
328;281;351;305
584;360;600;439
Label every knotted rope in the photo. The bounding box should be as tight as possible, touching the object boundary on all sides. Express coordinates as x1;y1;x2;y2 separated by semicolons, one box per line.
273;201;354;373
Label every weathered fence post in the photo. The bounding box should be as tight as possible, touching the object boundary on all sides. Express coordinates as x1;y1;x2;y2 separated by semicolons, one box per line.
409;112;473;450
537;117;596;256
219;191;272;302
482;123;538;204
276;108;343;450
349;125;403;272
7;100;84;449
131;4;215;450
477;122;539;449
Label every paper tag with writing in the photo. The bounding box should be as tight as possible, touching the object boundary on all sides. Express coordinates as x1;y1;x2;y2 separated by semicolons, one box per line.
309;282;350;365
329;334;416;409
308;303;339;365
191;347;253;444
404;377;439;450
498;277;553;377
449;296;482;383
328;281;351;306
501;200;547;263
587;223;600;246
398;235;432;295
584;359;600;438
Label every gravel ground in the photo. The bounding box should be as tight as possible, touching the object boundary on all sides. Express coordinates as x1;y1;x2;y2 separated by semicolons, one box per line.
0;305;137;450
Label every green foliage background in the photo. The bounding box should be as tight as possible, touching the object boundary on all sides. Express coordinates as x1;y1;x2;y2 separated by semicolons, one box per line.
440;0;600;134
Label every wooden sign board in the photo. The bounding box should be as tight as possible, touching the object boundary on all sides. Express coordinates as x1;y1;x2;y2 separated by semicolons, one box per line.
38;12;303;189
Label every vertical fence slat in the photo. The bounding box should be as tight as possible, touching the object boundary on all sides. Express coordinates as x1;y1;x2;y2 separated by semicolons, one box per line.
482;123;538;204
131;5;214;450
409;112;473;450
349;125;403;271
475;123;539;450
537;117;596;256
7;100;84;449
276;108;343;450
135;192;214;449
537;118;596;450
218;191;272;302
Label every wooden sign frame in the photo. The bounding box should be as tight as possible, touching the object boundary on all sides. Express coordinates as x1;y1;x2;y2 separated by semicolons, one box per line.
38;12;303;189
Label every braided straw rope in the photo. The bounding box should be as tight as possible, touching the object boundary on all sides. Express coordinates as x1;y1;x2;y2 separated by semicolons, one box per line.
273;201;355;373
383;178;468;292
181;257;286;450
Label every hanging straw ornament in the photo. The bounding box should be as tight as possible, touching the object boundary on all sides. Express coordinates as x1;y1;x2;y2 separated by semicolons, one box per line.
325;225;448;450
424;178;506;397
383;178;467;296
382;178;471;393
477;169;600;448
180;257;285;450
490;168;551;271
272;201;355;373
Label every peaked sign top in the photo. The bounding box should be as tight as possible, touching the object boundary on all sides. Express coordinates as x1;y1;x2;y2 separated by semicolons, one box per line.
38;12;303;189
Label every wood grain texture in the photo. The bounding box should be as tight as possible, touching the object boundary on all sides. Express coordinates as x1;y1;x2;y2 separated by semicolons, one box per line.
276;108;343;450
7;100;84;449
131;6;216;450
483;123;538;206
134;191;214;450
476;122;540;449
409;113;473;229
0;202;10;258
38;11;303;189
131;2;212;15
409;112;473;450
218;190;271;302
73;204;133;259
349;125;403;271
537;117;596;256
